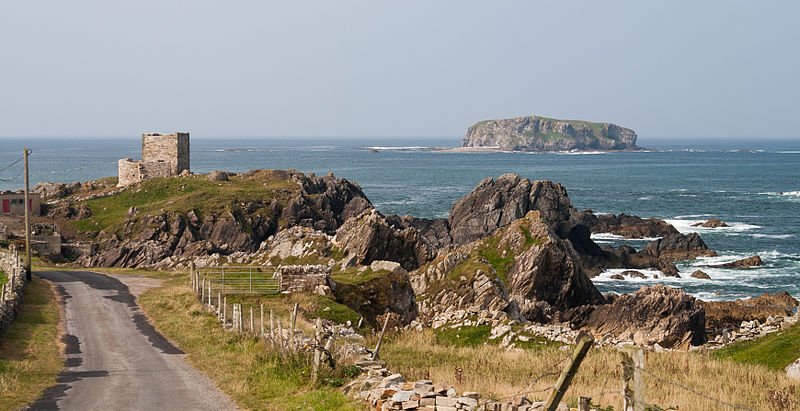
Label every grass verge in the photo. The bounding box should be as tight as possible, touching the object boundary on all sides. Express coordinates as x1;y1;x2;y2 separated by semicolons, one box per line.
137;273;359;410
713;322;800;371
0;277;63;410
380;329;799;411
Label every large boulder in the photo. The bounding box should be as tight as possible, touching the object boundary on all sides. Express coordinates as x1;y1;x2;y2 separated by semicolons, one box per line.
704;255;763;269
589;213;680;239
33;181;82;201
448;174;571;246
572;285;706;348
640;232;717;261
335;209;436;271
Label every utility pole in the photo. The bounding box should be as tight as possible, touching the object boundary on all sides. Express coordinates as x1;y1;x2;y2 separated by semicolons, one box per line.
23;148;31;280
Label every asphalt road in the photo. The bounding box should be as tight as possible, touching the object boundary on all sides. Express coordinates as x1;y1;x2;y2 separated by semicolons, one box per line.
29;271;236;411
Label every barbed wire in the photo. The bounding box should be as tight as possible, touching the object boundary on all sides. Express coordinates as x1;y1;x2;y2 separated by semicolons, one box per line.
621;363;753;411
493;349;573;403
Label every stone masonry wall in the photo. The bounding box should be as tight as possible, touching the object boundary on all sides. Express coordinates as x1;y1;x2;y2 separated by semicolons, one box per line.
0;247;28;336
141;132;190;175
118;158;142;187
279;264;330;293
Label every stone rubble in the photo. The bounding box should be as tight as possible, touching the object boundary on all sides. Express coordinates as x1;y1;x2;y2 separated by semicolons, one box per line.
344;360;570;411
706;314;799;348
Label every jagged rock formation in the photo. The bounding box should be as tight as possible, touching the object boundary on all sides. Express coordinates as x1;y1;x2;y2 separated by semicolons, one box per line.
462;116;639;151
588;213;679;239
412;211;605;324
77;170;372;268
334;209;436;271
448;174;572;246
692;218;729;228
570;285;707;348
704;255;763;269
638;232;717;261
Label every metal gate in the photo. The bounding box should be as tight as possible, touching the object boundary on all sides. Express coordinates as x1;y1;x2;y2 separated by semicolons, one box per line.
198;266;280;295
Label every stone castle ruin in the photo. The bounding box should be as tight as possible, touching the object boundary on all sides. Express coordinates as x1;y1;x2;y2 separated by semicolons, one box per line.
118;132;190;187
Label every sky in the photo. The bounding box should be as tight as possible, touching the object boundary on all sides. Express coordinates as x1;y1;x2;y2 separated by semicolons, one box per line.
1;1;798;140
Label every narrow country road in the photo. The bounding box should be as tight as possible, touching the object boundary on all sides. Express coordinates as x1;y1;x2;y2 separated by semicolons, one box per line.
29;271;236;411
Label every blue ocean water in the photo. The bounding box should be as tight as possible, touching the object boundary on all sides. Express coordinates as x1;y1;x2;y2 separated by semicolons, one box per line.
1;137;799;301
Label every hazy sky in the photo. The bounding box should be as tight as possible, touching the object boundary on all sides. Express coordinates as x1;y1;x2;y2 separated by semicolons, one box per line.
1;1;798;140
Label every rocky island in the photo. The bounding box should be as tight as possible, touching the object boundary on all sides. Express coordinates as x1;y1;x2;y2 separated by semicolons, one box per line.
461;115;641;152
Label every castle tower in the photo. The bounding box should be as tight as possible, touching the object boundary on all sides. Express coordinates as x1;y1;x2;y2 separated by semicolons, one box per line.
117;132;191;187
141;132;190;175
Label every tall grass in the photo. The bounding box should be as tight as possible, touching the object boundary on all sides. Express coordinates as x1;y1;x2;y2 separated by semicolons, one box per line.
379;329;799;410
0;277;63;409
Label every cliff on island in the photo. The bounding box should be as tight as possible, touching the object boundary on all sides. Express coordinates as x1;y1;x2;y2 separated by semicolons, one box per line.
461;116;640;151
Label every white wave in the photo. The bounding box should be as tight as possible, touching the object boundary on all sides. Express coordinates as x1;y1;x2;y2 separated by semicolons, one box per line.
780;191;800;196
590;233;624;240
554;151;607;155
776;151;800;154
665;219;760;234
593;268;664;281
673;214;713;219
637;196;653;201
751;234;794;239
364;146;432;150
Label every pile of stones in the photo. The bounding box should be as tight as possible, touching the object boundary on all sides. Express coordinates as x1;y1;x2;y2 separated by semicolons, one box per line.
707;314;799;347
344;361;569;411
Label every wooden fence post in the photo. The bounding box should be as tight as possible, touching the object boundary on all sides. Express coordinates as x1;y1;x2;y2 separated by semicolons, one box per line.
312;317;322;383
201;278;205;302
371;313;392;361
260;305;264;336
223;297;227;327
207;282;212;306
217;292;222;317
578;396;591;411
277;317;284;351
290;302;298;352
250;306;254;333
621;345;645;411
269;310;275;349
545;332;594;411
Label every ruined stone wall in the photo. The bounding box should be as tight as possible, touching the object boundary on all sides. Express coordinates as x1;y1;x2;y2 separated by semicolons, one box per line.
0;248;27;336
118;158;142;187
141;132;190;175
279;265;330;293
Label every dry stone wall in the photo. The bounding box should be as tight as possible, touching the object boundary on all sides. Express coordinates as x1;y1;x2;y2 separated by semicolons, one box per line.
0;247;27;336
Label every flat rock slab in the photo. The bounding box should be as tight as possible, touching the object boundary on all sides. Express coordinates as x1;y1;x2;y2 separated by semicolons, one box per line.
29;270;237;410
788;357;800;380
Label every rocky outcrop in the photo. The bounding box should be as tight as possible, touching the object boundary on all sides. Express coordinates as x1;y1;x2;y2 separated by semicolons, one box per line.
447;174;571;246
589;213;679;239
334;210;436;271
571;285;706;348
639;232;717;261
690;270;710;279
462;116;639;151
704;255;763;269
330;268;418;327
78;170;372;268
692;218;729;228
413;212;604;324
33;181;82;200
699;292;796;331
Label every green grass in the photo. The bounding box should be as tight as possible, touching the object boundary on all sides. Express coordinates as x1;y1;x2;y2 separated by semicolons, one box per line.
435;324;493;347
0;269;6;286
72;171;298;233
0;276;63;410
713;322;800;371
330;267;390;285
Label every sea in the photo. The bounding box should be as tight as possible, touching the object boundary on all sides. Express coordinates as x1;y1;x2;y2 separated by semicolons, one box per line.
1;137;799;302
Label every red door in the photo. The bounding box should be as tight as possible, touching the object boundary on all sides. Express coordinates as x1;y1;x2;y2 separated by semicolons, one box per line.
2;199;8;213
